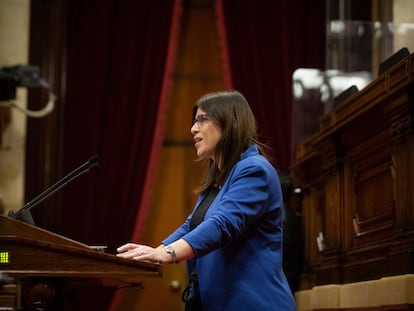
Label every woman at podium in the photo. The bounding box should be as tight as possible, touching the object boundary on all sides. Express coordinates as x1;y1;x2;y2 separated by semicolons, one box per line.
117;90;296;311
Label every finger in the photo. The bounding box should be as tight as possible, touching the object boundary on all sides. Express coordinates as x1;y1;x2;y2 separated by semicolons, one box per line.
117;246;128;253
117;243;136;252
117;248;139;258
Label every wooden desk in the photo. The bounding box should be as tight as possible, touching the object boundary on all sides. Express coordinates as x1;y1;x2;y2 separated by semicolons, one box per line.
291;53;414;289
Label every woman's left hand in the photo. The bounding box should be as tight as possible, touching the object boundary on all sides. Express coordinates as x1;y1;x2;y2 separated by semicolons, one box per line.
116;243;166;263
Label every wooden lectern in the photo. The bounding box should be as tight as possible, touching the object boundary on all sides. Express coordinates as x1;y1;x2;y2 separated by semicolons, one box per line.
0;215;161;310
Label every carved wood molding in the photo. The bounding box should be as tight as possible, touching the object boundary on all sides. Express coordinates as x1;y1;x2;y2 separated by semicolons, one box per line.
391;115;413;143
314;136;344;178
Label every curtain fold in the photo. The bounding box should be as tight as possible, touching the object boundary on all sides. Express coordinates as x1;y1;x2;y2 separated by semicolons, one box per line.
215;0;326;169
130;0;183;242
53;1;182;310
215;0;234;89
62;0;179;255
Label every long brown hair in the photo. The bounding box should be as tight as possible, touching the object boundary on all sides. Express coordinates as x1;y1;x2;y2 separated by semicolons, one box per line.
193;90;269;194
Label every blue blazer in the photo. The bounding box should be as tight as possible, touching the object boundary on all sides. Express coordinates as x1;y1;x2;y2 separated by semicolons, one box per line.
163;145;296;311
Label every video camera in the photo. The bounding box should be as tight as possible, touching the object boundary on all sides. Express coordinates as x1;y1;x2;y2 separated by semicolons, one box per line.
0;65;41;101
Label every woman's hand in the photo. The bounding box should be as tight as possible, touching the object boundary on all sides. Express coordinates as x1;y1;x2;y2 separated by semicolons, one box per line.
116;243;169;263
117;239;195;264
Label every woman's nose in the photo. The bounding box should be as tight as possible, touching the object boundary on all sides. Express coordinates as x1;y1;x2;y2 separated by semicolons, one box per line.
190;124;199;134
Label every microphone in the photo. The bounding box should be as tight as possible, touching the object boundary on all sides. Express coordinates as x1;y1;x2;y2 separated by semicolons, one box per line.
8;154;100;225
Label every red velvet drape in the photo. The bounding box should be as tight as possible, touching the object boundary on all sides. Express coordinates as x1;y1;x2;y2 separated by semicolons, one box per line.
26;1;180;309
216;0;326;170
61;0;180;255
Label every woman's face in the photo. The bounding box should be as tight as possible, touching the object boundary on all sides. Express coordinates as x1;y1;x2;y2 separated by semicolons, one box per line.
190;108;222;162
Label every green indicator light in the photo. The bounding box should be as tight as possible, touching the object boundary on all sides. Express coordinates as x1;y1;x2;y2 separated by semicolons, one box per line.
0;251;10;263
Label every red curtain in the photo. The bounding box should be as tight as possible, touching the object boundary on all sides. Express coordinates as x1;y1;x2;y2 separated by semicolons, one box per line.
60;0;181;254
215;0;326;170
27;1;181;310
